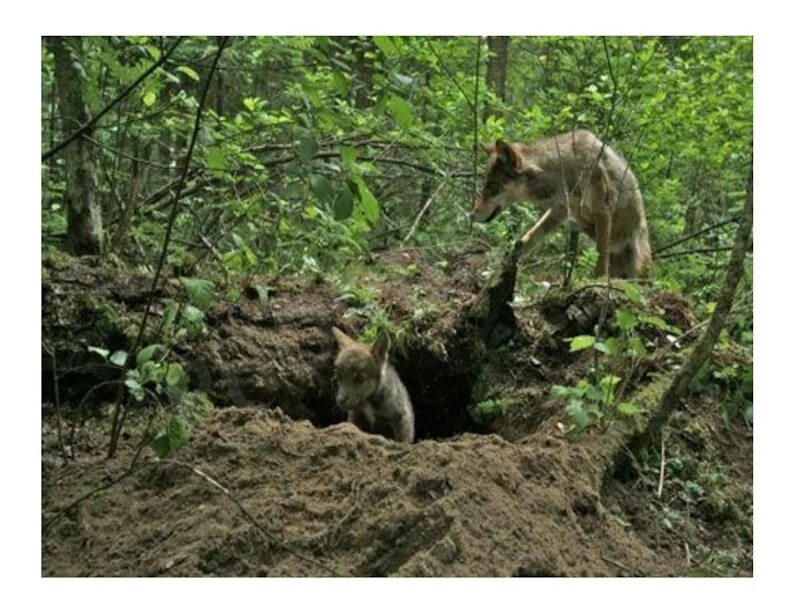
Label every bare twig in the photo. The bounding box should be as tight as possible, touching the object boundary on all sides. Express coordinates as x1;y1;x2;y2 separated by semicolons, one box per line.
42;37;182;162
657;435;666;498
161;459;346;576
43;461;148;532
69;380;122;456
657;246;736;259
81;134;174;170
600;555;640;575
403;177;450;242
653;216;738;256
325;479;362;549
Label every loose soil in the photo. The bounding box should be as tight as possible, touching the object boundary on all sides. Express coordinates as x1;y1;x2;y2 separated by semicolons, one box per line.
41;250;752;576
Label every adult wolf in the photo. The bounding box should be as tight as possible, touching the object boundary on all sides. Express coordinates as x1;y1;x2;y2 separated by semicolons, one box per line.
472;129;651;279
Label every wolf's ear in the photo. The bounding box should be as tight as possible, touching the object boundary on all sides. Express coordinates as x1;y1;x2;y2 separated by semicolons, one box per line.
371;330;391;364
481;142;495;156
332;327;355;349
495;139;522;170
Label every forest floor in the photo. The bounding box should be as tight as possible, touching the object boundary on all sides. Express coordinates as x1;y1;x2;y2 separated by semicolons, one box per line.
40;249;752;576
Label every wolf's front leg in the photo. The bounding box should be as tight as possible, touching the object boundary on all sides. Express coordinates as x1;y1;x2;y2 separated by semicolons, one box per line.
348;410;373;434
390;413;415;443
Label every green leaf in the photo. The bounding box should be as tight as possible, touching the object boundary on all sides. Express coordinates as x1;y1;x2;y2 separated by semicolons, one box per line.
137;344;165;366
550;385;572;398
296;132;318;162
206;146;227;173
373;36;398;56
310;174;334;203
566;399;589;432
593;341;610;354
616;402;639;416
176;65;200;81
386;95;413;129
569;335;596;352
348;177;379;225
165;362;186;387
162;304;179;333
628;336;647;357
142;90;157;107
179;277;215;312
253;284;270;306
340;147;357;165
642;315;679;333
604;337;620;355
151;433;171;458
125;373;145;402
182;305;206;335
615;308;638;331
140;360;165;385
167;417;189;451
333;190;354;220
331;71;349;95
109;350;128;367
243;97;258;111
600;374;621;389
358;185;380;224
622;281;644;305
88;346;109;360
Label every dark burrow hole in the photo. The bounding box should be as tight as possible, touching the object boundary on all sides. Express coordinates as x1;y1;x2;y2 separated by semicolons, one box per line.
303;347;489;442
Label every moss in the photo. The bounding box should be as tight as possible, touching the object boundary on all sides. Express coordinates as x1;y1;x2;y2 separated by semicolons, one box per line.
42;245;74;271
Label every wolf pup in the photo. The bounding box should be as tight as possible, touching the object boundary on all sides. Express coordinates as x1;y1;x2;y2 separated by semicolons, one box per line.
331;327;414;443
472;129;651;279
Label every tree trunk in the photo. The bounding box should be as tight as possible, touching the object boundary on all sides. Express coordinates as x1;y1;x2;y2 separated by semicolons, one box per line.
643;166;753;444
49;36;104;255
484;36;510;122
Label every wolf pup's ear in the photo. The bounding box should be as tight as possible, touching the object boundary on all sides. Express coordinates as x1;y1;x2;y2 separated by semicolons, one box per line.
371;330;391;364
495;139;521;171
332;327;355;349
481;142;495;156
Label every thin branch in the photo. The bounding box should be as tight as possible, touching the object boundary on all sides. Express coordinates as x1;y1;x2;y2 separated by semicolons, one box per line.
425;38;477;118
657;435;666;498
108;38;228;458
42;37;182;162
81;134;174;170
403;177;450;242
657;246;735;259
43;461;148;532
653;216;739;256
161;459;347;576
69;380;122;456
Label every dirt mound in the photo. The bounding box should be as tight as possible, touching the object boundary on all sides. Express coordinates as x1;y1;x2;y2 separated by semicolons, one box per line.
43;407;674;577
41;251;752;577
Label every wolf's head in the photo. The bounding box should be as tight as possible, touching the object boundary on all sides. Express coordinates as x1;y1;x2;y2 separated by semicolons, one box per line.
472;140;540;222
331;327;391;411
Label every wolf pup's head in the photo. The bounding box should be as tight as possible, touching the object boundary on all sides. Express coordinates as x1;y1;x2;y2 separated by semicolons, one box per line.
472;140;537;222
331;327;391;411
